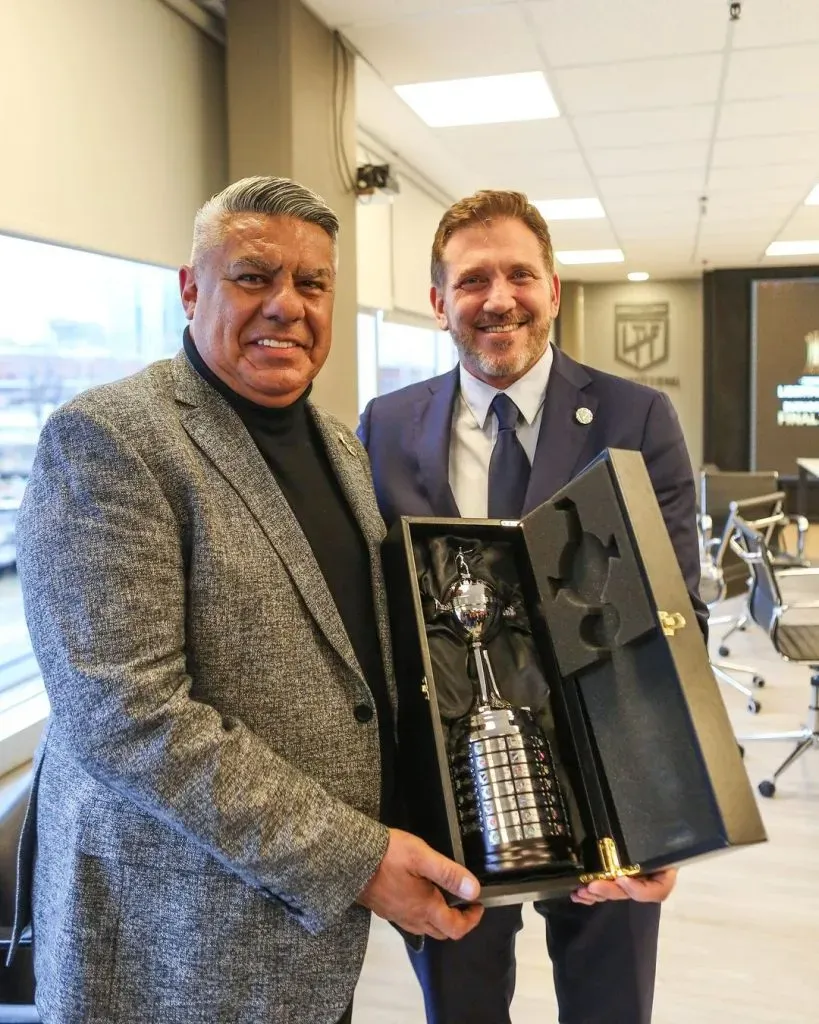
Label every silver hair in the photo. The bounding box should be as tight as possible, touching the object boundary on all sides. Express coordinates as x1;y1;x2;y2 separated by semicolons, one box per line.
190;176;340;265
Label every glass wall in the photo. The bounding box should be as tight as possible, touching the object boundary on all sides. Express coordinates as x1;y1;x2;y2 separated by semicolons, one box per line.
0;233;186;695
357;309;457;412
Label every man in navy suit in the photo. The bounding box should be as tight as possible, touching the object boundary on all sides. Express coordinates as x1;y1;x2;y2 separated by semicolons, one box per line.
357;190;706;1024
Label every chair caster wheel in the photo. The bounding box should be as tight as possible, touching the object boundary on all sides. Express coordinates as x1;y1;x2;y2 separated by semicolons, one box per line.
718;645;730;657
758;780;776;798
739;622;747;632
747;698;761;714
752;676;765;688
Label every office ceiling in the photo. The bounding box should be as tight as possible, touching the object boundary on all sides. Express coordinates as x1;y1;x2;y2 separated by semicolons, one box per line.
197;0;819;282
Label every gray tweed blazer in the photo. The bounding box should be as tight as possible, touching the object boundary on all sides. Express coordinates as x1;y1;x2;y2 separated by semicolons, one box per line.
12;351;395;1024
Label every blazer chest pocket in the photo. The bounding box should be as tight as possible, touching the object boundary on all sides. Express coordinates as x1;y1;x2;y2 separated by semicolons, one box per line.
78;800;231;877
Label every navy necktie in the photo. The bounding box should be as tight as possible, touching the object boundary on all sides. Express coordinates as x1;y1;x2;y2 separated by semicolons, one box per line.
488;392;531;519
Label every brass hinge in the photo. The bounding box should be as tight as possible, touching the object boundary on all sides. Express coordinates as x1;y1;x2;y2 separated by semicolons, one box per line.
420;677;430;701
578;837;641;884
658;610;686;637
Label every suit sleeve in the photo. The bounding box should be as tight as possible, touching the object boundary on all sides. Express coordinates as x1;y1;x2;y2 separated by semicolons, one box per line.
641;392;708;639
356;397;374;450
16;406;388;936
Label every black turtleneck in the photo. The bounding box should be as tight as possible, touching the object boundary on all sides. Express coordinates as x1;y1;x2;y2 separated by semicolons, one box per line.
183;330;396;822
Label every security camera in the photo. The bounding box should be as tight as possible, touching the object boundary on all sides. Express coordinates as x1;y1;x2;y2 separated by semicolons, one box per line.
729;1;741;20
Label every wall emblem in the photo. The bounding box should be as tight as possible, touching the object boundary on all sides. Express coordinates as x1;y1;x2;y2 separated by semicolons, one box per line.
614;302;670;372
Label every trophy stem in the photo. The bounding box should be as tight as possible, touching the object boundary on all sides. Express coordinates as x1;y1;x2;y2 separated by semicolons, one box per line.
470;642;493;708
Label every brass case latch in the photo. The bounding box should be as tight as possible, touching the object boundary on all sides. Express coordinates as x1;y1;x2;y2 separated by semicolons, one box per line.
658;611;686;637
578;837;641;884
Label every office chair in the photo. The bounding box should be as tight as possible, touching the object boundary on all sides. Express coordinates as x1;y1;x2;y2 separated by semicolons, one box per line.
730;512;819;798
710;490;809;659
699;513;764;713
699;469;809;655
0;772;39;1023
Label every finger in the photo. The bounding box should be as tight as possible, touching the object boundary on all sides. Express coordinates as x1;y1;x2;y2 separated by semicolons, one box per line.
570;891;599;906
415;847;480;903
427;897;484;941
585;880;628;901
615;873;675;902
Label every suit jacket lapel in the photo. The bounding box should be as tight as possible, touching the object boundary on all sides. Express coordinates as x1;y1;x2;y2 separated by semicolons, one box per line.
171;353;363;683
415;367;460;517
523;347;598;513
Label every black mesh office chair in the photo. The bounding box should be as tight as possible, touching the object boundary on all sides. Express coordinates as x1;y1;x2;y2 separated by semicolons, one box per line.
699;470;809;656
0;772;39;1023
730;512;819;798
699;512;764;713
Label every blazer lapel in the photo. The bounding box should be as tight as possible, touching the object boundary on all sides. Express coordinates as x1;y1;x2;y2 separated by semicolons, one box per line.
415;367;460;517
523;347;598;513
171;353;363;683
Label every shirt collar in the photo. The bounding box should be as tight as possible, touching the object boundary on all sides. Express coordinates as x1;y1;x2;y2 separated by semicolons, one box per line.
458;343;554;429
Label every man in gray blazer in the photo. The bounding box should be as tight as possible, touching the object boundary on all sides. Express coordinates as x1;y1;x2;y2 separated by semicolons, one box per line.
10;176;482;1024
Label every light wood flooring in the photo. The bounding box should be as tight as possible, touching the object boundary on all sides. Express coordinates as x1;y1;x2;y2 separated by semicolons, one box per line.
354;593;819;1022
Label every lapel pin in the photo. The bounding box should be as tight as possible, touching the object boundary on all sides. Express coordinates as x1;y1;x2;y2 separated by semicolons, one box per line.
575;407;593;425
337;432;357;456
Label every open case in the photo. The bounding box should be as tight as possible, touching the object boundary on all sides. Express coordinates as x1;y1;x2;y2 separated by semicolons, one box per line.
382;449;767;908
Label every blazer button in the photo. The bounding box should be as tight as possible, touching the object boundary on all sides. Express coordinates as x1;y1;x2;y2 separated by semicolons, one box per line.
354;703;374;723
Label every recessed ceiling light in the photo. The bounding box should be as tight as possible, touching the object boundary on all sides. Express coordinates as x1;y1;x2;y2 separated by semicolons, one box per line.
534;198;605;221
556;249;625;266
806;185;819;205
394;71;559;128
766;240;819;257
628;272;650;282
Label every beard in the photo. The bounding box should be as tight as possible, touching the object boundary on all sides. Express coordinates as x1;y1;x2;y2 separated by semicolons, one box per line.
449;314;553;382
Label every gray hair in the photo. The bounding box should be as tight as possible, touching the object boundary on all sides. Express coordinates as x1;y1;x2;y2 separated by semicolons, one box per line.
190;176;340;266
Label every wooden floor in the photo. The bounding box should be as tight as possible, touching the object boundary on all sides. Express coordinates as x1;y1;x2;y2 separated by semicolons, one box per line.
354;593;819;1022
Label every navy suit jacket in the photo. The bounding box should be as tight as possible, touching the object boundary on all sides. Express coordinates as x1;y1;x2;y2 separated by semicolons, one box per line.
358;345;706;634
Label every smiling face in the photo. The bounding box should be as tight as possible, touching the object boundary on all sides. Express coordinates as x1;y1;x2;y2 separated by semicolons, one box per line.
431;216;561;389
179;213;335;406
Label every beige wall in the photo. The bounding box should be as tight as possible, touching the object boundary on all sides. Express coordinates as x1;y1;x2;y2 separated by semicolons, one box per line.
581;279;704;469
1;0;227;268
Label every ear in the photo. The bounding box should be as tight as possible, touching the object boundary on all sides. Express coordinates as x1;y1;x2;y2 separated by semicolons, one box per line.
430;284;448;331
179;265;198;321
550;273;562;318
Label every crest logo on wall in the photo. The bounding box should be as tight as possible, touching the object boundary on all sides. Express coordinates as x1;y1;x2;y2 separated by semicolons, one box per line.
614;302;670;372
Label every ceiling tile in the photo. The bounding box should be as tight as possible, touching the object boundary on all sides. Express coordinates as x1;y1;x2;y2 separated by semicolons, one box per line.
586;142;709;177
347;7;540;85
574;107;714;148
707;163;818;192
718;96;819;139
554;55;722;115
711;134;819;168
724;45;819;102
598;170;704;199
523;0;726;67
547;221;620;251
732;1;819;49
434;119;579;161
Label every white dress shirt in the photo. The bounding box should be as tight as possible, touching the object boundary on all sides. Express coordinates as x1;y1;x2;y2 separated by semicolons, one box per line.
449;345;554;518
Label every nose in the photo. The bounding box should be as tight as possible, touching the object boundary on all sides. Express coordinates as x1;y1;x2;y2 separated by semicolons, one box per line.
483;276;516;315
261;279;304;323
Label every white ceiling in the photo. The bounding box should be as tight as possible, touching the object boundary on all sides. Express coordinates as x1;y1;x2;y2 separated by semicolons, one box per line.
201;0;819;282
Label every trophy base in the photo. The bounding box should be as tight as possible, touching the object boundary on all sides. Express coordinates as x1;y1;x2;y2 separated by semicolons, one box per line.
465;834;579;878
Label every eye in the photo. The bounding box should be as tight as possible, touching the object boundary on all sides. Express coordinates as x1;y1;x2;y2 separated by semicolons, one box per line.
458;276;484;289
511;269;533;280
236;273;267;285
298;279;325;291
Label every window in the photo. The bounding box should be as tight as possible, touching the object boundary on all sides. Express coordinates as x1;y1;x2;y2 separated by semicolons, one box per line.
357;309;457;411
0;233;186;764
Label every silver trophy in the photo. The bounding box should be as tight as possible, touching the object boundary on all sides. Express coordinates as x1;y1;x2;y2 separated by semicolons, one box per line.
442;549;578;877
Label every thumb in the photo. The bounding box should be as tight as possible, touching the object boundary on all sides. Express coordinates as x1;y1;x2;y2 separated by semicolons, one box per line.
414;844;480;902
